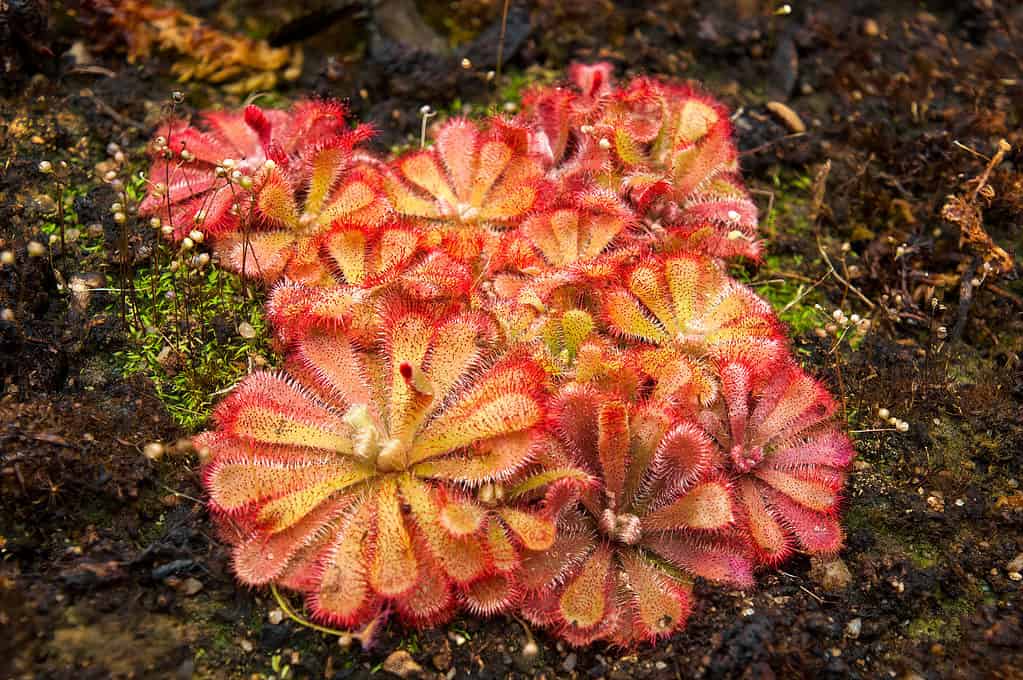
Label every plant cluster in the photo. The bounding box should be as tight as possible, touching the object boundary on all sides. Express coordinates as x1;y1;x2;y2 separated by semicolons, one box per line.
143;65;855;648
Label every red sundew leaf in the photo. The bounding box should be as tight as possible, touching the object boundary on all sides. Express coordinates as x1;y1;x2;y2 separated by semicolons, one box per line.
550;383;602;473
663;252;721;323
401;152;458;208
310;498;378;628
663;223;762;261
521;209;579;267
369;478;419;597
497;508;556;551
256;167;300;228
437;490;487;538
283;235;336;286
596;402;631;508
242;105;272;150
520;585;567;628
767;427;856;470
616;77;666;144
290;331;377;415
204;447;369;516
662;91;726;147
519;532;594;594
316;178;385;228
571;339;645;402
274;523;340;592
395;537;456;626
399;476;492;584
642;479;735;532
266;282;365;345
636;346;718;408
569;62;614;100
484;520;521;573
676;176;757;224
397;252;472;300
642;532;755;588
520;208;629;268
214;372;353;454
627;262;678;331
412;430;536;484
617;551;692;644
168;123;235;167
622;171;673;212
613;124;647;166
410;358;545;466
557;543;616;644
669;128;737;199
755;468;841;513
142;173;240;237
216;230;295;282
436;118;480;203
288;100;350;146
718;360;753;452
252;463;374;534
381;166;441;218
461;573;520;617
637;421;720;504
521;85;573;163
603;286;670;344
230;496;354;585
762;484;844;555
304;145;351;216
372;225;423;281
139;160;220;208
423;311;497;406
736;478;792;564
605;253;783;360
469;139;513;208
321;226;370;286
749;364;837;447
479;179;542;223
384;308;434;444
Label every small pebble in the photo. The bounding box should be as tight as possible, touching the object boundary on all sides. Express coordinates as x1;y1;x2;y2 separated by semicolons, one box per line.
562;652;577;672
34;194;58;214
143;442;165;461
181;577;203;596
237;321;256;339
382;650;423;678
811;557;853;591
766;101;806;133
846;617;862;639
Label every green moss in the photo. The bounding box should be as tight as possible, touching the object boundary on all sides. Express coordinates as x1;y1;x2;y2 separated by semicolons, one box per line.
907;615;956;641
111;257;275;431
907;596;973;642
732;253;825;337
726;171;836;338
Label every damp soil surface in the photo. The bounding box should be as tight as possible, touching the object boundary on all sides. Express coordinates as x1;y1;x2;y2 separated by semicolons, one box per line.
2;1;1022;678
